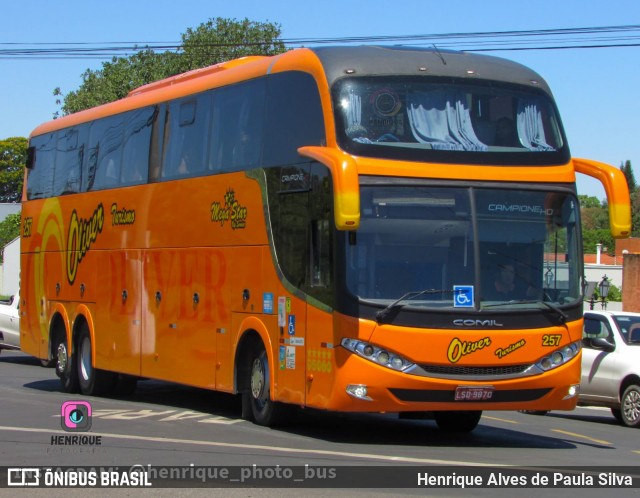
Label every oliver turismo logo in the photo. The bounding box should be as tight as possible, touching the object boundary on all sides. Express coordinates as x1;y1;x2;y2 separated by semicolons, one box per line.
61;401;92;432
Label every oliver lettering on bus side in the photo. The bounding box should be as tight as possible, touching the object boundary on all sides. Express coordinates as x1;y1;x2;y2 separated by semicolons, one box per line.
66;204;104;285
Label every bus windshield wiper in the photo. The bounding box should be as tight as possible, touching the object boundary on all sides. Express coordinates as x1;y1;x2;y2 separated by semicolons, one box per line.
484;299;568;324
375;289;452;324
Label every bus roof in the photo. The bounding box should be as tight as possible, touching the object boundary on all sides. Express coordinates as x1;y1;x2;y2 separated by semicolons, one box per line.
30;45;552;138
310;45;551;93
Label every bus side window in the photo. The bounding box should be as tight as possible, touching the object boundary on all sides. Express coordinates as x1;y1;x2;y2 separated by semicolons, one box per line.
161;96;210;179
121;107;156;185
27;133;57;200
209;79;265;173
54;126;86;195
263;72;326;168
86;114;124;191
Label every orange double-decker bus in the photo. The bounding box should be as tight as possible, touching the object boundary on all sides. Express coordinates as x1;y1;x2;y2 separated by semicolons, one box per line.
21;46;630;432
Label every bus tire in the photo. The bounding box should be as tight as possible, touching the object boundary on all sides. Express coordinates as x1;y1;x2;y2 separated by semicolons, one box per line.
620;384;640;428
56;332;79;393
243;345;286;426
77;325;116;396
434;410;482;432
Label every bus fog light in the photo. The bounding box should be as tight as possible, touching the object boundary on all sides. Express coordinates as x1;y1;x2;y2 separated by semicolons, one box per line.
346;384;371;400
564;384;580;399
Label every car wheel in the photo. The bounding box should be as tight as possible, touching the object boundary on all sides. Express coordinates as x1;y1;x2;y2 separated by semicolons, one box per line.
620;384;640;428
77;325;116;396
611;408;623;424
434;411;482;432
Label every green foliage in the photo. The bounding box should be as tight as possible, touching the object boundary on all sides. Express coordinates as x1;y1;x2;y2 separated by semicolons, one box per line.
578;195;603;209
589;282;622;303
0;137;27;203
581;228;614;254
581;159;640;245
0;212;20;261
606;284;622;302
56;18;286;115
57;50;180;116
620;160;637;193
632;189;640;238
178;17;286;73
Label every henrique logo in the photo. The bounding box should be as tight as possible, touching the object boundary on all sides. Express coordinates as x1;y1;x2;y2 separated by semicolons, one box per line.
60;401;92;432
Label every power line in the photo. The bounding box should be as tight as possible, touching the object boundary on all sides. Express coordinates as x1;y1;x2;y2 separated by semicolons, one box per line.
1;24;639;59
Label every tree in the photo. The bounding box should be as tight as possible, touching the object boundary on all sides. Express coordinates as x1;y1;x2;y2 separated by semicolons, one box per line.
0;137;27;203
620;160;637;193
56;50;179;116
0;212;20;259
581;228;614;255
177;17;286;73
631;188;640;238
56;18;286;115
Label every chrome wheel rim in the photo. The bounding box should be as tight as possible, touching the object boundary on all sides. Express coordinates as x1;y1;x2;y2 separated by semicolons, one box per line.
623;389;640;424
56;342;68;374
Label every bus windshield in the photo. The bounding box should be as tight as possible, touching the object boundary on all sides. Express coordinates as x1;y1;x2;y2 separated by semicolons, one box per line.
334;77;569;165
345;185;581;311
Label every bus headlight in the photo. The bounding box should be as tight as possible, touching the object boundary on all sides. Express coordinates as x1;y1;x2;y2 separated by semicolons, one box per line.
535;340;581;372
341;338;414;372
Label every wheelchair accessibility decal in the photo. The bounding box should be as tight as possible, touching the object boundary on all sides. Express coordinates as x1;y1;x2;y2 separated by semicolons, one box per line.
453;285;474;308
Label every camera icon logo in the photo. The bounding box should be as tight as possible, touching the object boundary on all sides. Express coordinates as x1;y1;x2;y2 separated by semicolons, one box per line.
61;401;92;432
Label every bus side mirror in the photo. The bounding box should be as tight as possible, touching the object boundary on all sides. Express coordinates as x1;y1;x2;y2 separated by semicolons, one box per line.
297;146;360;230
573;158;631;239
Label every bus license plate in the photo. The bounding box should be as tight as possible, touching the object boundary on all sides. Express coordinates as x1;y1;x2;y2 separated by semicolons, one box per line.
454;386;494;401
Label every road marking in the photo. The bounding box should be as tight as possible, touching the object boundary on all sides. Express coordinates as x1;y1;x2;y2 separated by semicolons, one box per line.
483;416;519;424
551;429;612;446
52;409;243;425
0;425;504;467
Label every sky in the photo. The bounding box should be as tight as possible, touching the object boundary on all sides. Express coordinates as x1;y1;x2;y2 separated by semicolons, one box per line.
1;0;639;199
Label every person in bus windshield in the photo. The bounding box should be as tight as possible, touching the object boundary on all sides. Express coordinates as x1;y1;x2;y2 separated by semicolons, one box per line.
488;263;526;301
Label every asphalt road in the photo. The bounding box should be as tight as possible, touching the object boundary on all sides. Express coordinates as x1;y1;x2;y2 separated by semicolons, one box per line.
1;350;638;497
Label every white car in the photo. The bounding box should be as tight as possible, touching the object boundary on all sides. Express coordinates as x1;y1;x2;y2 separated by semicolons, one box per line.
0;290;54;367
0;291;19;353
580;310;640;427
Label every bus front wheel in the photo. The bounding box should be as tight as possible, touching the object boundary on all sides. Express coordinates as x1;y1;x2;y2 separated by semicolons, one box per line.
77;325;116;396
434;410;482;432
242;345;286;426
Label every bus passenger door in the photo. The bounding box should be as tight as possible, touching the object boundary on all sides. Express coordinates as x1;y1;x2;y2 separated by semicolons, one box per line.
265;163;313;405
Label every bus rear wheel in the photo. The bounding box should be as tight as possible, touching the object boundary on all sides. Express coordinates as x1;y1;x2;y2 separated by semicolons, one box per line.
77;325;116;396
434;410;482;432
242;345;286;426
56;333;79;393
